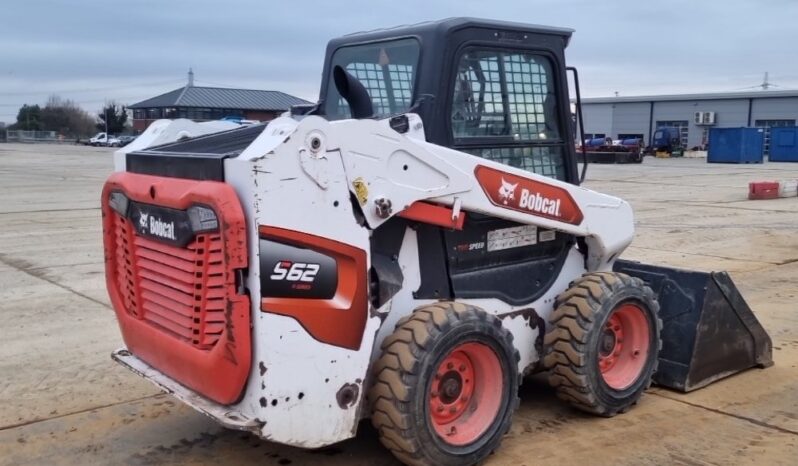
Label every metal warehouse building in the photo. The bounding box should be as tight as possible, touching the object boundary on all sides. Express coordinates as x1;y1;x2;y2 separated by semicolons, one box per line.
580;90;798;153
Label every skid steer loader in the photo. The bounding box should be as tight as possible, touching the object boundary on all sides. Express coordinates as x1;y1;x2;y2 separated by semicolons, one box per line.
102;18;771;465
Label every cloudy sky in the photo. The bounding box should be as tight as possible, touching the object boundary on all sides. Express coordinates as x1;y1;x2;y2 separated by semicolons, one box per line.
2;0;797;123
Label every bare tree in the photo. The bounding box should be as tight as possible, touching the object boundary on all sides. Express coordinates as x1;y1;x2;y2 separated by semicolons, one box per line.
41;95;96;137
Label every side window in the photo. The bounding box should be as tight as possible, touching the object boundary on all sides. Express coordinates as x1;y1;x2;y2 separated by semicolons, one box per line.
341;62;414;116
451;49;566;180
324;38;420;120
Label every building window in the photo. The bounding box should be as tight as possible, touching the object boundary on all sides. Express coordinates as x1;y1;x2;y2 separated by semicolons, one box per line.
656;120;689;147
146;108;162;119
133;109;145;120
754;119;796;156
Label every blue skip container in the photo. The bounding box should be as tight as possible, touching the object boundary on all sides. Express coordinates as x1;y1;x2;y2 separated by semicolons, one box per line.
769;127;798;162
708;127;764;164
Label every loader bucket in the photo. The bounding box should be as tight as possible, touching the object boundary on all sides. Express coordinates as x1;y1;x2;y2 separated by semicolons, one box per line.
613;260;773;392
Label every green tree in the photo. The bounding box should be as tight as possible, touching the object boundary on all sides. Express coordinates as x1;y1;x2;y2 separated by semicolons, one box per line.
97;102;128;134
11;104;43;130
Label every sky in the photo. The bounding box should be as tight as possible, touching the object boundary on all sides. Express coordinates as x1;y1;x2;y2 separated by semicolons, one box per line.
2;0;797;124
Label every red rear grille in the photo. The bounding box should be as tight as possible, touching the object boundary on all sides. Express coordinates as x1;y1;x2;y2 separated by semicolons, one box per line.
103;172;251;404
113;218;138;317
113;214;226;350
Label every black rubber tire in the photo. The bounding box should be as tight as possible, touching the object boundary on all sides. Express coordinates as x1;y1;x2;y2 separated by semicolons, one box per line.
543;272;662;416
368;302;520;466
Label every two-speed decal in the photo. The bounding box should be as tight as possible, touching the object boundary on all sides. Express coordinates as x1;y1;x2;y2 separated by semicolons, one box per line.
474;165;584;225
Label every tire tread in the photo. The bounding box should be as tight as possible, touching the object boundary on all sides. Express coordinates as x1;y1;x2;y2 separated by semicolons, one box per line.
543;272;663;416
367;302;519;466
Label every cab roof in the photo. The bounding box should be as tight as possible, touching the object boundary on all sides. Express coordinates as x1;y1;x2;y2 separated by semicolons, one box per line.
328;17;574;48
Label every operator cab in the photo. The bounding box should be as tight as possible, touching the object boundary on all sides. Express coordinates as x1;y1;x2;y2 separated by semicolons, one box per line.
315;17;579;184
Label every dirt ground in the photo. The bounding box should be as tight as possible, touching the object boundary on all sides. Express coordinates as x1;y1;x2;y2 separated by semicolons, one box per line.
1;142;796;465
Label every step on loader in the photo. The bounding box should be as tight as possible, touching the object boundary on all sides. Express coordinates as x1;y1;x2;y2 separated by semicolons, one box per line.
102;18;772;466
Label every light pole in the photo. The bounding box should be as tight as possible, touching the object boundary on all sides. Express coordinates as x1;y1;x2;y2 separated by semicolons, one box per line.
105;105;109;146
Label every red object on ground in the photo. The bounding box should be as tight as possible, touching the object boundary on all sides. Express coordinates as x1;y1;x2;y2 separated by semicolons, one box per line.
748;181;780;200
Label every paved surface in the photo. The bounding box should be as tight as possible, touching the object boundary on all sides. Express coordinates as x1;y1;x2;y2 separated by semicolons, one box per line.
1;142;797;465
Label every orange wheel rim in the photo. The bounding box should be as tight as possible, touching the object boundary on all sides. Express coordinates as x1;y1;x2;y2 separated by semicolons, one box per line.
428;342;503;446
598;303;651;390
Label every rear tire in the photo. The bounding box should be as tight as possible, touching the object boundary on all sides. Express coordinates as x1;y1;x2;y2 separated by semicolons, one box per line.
369;302;519;466
543;272;662;416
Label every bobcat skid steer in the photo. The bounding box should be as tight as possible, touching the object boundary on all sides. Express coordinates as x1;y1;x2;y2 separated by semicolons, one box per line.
103;18;772;466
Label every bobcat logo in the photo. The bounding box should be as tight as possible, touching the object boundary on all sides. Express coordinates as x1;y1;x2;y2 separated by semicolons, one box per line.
498;178;518;205
139;212;149;230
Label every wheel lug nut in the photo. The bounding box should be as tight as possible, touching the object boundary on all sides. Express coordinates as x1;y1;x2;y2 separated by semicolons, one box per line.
447;362;454;370
437;405;444;412
458;364;466;372
449;406;457;414
431;391;438;398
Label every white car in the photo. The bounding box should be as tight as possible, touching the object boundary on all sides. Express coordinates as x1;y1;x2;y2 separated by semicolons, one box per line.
89;132;121;147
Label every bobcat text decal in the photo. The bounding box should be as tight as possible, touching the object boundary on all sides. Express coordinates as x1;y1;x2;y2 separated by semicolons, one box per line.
137;211;177;241
474;165;584;225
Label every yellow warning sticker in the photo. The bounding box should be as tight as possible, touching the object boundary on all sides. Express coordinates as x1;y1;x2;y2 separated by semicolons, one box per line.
353;178;368;206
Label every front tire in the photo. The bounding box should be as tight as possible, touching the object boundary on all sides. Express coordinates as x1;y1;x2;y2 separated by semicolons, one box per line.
369;302;519;466
543;272;662;416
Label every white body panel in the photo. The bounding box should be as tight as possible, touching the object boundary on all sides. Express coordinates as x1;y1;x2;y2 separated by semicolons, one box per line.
113;114;635;448
113;119;239;171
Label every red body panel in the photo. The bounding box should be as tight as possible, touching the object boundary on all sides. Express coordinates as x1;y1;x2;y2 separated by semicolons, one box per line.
102;172;251;405
398;201;466;230
259;226;368;351
474;165;584;225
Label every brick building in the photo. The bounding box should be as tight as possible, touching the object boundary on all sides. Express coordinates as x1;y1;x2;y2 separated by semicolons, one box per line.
129;70;310;131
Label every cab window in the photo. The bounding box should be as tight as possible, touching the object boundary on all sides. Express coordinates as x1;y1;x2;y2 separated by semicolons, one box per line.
324;38;420;120
450;49;566;180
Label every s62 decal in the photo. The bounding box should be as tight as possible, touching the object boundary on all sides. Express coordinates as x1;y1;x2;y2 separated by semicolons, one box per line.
260;240;338;299
270;261;321;284
474;165;584;225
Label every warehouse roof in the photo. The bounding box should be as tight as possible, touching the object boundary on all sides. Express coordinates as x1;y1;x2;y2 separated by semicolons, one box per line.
581;89;798;104
129;85;311;110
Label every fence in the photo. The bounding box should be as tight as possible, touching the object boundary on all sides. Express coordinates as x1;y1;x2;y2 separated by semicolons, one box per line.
4;130;63;143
